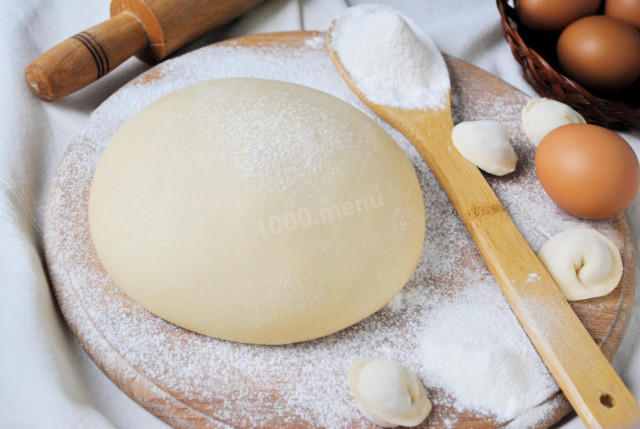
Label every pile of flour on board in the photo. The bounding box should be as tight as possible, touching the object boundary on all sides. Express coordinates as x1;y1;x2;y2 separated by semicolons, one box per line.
417;281;557;421
47;26;620;429
329;3;449;110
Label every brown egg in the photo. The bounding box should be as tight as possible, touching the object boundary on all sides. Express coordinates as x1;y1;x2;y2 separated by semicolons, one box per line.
535;124;640;219
557;15;640;91
516;0;601;32
605;0;640;29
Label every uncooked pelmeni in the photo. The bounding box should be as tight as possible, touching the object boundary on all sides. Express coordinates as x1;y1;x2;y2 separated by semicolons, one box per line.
88;78;426;345
451;120;517;176
522;98;586;146
348;358;432;427
538;228;623;301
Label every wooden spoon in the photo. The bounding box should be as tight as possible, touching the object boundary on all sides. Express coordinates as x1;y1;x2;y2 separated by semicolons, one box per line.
327;11;640;429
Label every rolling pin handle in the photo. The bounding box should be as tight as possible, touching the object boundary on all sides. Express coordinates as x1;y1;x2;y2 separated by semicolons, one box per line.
25;12;148;101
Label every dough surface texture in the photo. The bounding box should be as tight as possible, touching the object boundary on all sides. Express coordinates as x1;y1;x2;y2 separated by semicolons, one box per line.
538;228;623;301
88;78;425;345
451;120;517;176
522;98;585;146
348;358;432;427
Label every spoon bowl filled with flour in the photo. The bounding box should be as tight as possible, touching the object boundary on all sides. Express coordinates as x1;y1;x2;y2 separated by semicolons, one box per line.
328;3;450;111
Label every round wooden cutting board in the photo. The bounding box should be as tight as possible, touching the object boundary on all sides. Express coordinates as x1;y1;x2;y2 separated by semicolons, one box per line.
44;31;635;428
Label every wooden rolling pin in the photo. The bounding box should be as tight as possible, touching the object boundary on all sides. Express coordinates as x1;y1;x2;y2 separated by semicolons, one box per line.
25;0;267;101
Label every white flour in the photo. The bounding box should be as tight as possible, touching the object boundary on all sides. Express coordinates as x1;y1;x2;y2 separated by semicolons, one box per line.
44;32;622;428
419;282;556;421
330;4;449;110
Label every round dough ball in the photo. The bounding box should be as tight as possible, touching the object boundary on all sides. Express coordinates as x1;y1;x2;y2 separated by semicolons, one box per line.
522;98;585;146
538;228;623;301
348;358;432;427
451;120;517;176
89;78;425;345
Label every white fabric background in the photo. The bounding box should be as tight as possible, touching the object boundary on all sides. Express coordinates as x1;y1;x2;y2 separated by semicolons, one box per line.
1;1;638;428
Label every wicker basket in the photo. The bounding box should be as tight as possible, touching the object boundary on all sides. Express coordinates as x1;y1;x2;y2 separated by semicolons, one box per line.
497;0;640;130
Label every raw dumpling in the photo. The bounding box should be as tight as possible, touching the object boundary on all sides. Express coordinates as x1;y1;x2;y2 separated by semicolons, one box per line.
522;98;585;146
451;120;517;176
348;358;432;427
538;228;623;301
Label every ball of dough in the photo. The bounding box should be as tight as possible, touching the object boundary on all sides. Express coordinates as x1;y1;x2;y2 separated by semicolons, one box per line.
522;98;585;146
451;120;517;176
538;228;623;301
88;78;425;345
348;358;432;427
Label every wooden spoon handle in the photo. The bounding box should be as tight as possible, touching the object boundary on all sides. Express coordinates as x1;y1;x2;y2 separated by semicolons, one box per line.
25;13;148;101
401;106;640;428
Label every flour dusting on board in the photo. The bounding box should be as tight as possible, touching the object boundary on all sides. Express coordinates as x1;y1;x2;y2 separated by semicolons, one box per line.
330;4;449;110
419;281;556;421
45;33;622;429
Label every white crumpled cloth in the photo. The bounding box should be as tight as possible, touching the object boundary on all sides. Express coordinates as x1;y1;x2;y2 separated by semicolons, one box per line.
1;1;638;428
